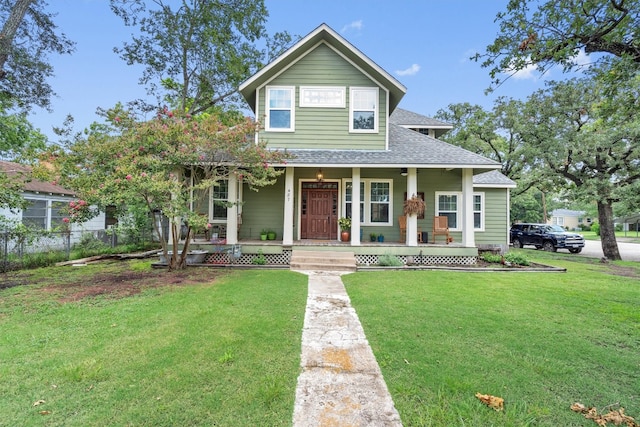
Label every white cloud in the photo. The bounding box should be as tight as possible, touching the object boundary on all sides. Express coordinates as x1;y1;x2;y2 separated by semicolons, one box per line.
396;64;421;76
510;63;539;80
341;20;363;33
570;49;591;68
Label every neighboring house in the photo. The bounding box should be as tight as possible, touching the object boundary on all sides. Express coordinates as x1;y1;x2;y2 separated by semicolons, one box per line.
547;209;590;230
191;24;516;265
0;160;105;248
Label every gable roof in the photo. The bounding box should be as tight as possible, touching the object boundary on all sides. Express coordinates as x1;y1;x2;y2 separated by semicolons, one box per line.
0;160;74;196
239;23;407;112
278;123;501;170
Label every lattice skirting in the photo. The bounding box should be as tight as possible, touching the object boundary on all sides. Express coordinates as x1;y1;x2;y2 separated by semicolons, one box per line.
204;249;292;265
355;254;477;266
200;250;473;267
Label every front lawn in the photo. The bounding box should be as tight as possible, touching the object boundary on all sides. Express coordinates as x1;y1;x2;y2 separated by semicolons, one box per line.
0;262;308;426
344;254;640;426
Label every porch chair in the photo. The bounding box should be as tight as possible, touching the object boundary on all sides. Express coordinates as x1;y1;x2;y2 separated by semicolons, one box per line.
398;216;423;243
432;216;451;244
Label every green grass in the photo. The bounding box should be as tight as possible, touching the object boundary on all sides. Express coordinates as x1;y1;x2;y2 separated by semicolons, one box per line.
581;230;640;242
344;253;640;426
2;254;639;426
0;262;308;426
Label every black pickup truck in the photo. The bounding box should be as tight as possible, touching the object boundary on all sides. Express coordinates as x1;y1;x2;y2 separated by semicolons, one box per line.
510;223;585;253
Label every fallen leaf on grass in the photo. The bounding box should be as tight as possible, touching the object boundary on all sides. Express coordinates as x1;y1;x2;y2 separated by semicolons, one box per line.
39;411;51;415
32;400;46;406
571;402;638;427
475;392;504;411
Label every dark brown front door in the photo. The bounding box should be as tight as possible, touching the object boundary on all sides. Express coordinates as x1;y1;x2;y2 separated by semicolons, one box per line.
301;182;338;240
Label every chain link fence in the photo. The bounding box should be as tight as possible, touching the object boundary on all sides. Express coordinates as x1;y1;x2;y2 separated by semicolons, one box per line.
1;228;156;273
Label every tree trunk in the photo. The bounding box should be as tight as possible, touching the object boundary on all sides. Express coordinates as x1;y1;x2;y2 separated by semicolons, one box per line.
0;0;33;78
597;201;621;260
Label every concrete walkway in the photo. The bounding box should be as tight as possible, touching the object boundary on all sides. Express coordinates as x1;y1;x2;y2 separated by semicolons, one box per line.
292;271;402;426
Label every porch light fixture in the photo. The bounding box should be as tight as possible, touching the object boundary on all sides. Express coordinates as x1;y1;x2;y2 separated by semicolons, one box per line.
400;168;408;176
316;169;324;182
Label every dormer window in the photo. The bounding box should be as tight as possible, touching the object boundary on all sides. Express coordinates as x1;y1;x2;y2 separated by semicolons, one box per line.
349;87;378;133
266;86;295;131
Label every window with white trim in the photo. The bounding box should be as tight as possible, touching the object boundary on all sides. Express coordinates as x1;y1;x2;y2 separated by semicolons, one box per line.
349;87;378;132
435;192;485;231
266;86;295;131
211;181;229;220
300;86;345;108
22;199;68;230
474;193;484;231
343;179;392;225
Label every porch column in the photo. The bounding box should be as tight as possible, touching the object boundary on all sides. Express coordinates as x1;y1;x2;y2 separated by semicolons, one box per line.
226;177;239;245
462;168;475;247
351;167;361;246
406;168;418;246
283;167;294;245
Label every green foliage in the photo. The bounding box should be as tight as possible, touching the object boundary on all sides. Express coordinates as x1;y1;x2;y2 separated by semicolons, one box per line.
481;253;502;264
338;217;351;231
378;253;403;267
591;222;601;236
0;0;75;112
252;250;266;265
42;106;289;269
109;0;293;114
504;251;530;266
476;0;640;91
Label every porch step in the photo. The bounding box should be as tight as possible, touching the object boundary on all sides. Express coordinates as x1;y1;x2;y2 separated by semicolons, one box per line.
290;250;357;272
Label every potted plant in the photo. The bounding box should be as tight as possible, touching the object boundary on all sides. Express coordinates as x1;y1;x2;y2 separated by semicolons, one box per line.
370;233;377;242
377;234;385;242
260;229;268;240
267;229;276;240
338;217;351;242
403;194;426;217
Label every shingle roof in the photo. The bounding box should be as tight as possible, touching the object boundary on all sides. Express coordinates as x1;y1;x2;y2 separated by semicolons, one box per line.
280;123;501;169
0;160;74;196
550;209;586;217
390;108;452;128
473;170;517;187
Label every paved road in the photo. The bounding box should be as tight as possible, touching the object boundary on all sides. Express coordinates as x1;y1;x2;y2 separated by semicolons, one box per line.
577;239;640;262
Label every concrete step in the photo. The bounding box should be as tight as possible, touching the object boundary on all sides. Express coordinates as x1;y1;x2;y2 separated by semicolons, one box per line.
290;250;357;272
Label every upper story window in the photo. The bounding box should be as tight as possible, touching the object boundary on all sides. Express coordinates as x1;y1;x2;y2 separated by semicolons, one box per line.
349;87;378;133
266;86;295;131
300;86;345;108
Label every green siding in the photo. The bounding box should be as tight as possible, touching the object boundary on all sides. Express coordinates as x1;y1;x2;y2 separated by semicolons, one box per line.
257;43;387;150
239;177;285;240
475;188;509;246
237;168;508;247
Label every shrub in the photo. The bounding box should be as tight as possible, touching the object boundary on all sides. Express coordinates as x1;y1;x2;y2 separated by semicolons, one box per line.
591;222;600;236
252;250;267;265
504;251;530;266
378;253;403;267
481;253;503;264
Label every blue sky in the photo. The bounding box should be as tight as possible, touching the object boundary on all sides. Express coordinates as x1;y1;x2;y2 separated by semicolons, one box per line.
29;0;560;142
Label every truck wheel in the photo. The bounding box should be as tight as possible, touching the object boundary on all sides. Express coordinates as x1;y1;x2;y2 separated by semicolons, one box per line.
569;248;582;254
542;241;557;252
512;239;523;249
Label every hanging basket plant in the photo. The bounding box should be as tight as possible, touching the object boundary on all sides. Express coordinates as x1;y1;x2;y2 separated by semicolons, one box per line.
403;194;425;217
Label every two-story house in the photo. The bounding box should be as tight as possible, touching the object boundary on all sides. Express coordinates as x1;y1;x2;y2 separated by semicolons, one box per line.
192;24;515;266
